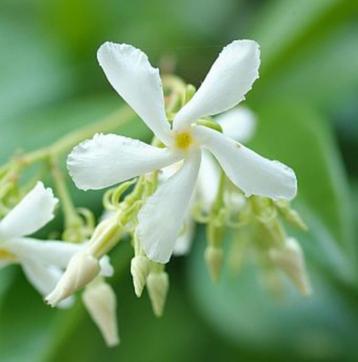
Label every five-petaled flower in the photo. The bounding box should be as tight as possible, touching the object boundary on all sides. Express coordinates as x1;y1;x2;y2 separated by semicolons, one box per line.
67;40;297;263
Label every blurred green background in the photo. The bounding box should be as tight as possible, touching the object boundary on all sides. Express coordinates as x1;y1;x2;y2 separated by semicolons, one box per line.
0;0;358;361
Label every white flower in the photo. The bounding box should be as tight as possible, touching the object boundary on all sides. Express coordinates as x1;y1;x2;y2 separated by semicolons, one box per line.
67;40;297;263
0;182;81;308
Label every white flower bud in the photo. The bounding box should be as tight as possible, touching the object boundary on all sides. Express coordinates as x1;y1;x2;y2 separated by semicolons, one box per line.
146;271;169;317
204;245;224;282
83;279;119;347
130;255;150;297
45;251;100;307
269;237;312;296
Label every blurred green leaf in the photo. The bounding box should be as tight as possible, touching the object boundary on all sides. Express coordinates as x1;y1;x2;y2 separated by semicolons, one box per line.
252;24;358;114
249;0;358;116
251;0;344;69
0;271;59;362
0;19;73;122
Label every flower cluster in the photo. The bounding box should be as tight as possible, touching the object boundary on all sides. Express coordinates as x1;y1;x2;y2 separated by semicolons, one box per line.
0;39;311;348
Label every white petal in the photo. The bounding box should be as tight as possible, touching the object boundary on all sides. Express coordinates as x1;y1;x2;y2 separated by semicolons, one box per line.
194;126;297;200
159;160;184;181
196;150;221;212
137;151;201;263
4;238;81;268
83;279;119;347
0;182;58;239
216;106;256;143
22;259;74;308
99;255;114;277
174;40;260;129
97;42;171;144
67;133;181;191
164;165;196;256
173;214;195;256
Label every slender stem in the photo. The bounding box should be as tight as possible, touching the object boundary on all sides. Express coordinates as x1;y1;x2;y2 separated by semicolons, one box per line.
49;156;81;232
212;171;226;214
206;171;226;248
50;106;134;155
13;106;134;167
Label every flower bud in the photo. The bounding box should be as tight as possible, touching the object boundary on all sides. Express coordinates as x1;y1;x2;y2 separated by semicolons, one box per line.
83;279;119;347
146;271;169;317
204;245;224;282
130;255;150;297
269;237;312;296
45;251;100;307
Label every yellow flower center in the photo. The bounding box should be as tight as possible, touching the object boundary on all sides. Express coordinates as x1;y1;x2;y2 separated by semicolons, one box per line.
0;248;16;261
174;131;193;151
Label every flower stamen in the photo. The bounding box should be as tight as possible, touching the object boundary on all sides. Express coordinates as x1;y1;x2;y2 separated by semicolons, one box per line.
0;248;17;261
174;131;194;151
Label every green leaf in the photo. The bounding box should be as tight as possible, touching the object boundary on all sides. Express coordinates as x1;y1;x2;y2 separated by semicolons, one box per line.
0;271;59;362
0;19;73;122
250;0;354;72
252;24;358;113
248;0;358;114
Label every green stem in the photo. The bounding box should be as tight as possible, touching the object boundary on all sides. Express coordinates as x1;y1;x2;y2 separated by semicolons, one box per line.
49;156;81;234
207;171;226;248
50;107;133;155
7;106;134;168
211;171;226;215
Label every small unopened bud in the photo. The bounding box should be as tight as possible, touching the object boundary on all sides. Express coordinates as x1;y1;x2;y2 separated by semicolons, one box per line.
45;251;100;307
130;255;150;297
83;279;119;347
269;238;312;296
146;271;169;317
205;245;224;282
